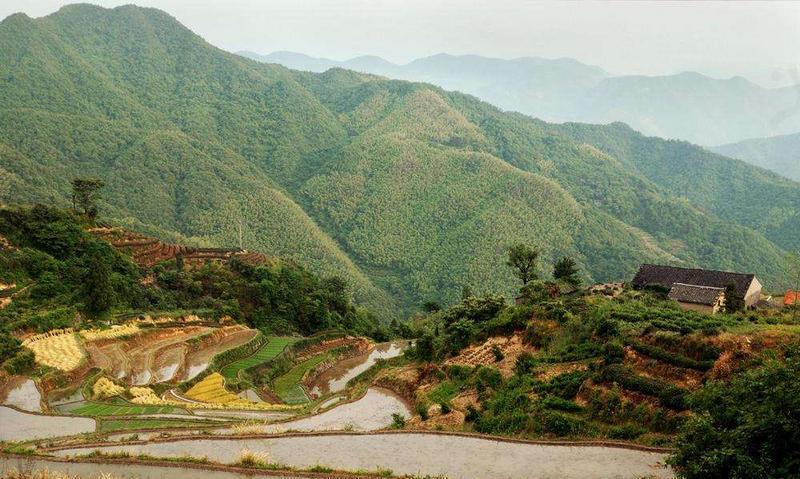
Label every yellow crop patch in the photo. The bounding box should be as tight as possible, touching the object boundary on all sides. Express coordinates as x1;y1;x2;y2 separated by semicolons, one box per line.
184;372;297;410
22;328;85;371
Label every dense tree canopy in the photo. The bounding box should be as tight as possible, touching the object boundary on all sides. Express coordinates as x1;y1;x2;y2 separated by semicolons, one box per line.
669;353;800;478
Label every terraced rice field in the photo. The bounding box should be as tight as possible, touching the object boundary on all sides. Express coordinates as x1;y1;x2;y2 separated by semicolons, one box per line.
85;325;256;385
0;406;95;441
22;329;86;371
274;353;330;404
53;433;672;479
69;400;187;416
97;418;221;433
219;336;299;380
184;373;292;410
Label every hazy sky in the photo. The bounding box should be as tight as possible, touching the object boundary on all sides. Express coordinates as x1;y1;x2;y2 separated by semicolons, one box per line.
3;1;800;87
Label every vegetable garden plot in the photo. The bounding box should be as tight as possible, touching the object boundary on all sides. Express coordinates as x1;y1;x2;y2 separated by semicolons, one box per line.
273;353;330;404
219;336;300;380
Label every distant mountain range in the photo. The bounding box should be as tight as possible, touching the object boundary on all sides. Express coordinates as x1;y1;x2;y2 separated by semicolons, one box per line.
711;133;800;182
240;51;800;147
1;5;798;320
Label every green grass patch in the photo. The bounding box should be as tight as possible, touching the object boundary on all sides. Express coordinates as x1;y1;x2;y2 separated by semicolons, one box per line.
273;353;330;404
220;336;300;381
427;380;460;404
70;401;186;416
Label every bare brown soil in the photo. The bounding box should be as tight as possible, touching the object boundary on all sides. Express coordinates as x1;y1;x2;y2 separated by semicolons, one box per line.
623;348;704;390
89;227;273;268
444;333;532;377
534;361;591;382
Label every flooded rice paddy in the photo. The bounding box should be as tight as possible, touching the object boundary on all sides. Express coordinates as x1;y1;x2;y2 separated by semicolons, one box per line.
310;341;407;396
0;406;95;441
255;388;409;433
53;433;672;479
191;409;295;421
154;362;180;383
0;457;305;479
1;377;42;412
181;360;209;381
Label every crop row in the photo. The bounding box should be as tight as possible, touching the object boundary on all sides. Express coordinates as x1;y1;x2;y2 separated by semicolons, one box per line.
219;336;299;381
627;340;715;371
600;364;687;410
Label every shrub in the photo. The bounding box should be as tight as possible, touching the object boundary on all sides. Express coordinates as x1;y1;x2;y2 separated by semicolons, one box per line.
491;344;504;362
608;424;647;440
541;395;583;412
390;413;406;429
601;364;687;410
416;403;429;421
538;370;590;399
602;340;625;364
3;349;35;375
628;340;714;371
538;411;586;436
475;409;530;435
514;352;538;376
465;404;480;422
669;356;800;478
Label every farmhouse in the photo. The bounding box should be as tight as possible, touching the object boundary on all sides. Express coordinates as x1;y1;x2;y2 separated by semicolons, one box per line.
667;283;726;314
632;264;762;310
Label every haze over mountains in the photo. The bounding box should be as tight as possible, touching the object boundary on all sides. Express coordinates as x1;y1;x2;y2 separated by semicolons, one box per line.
241;51;800;148
1;5;799;319
711;132;800;182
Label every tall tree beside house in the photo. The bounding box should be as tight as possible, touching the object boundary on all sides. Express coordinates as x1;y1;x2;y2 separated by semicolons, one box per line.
71;178;105;220
723;283;744;313
553;256;581;286
506;243;539;286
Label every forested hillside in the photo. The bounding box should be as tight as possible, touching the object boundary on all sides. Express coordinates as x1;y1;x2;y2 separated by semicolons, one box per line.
0;5;797;318
243;51;800;145
711;132;800;182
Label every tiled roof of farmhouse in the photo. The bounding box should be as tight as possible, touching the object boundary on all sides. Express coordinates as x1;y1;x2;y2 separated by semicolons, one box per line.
668;283;725;306
632;264;755;298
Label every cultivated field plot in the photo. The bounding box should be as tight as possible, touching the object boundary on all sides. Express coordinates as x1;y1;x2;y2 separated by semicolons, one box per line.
219;336;299;380
70;400;187;416
184;373;293;410
85;325;256;385
22;329;85;371
274;353;330;404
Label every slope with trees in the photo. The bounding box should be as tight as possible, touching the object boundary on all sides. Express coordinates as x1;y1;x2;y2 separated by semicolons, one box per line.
0;4;798;317
711;132;800;182
242;51;800;146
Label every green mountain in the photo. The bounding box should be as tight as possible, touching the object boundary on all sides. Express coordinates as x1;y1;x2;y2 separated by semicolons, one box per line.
711;133;800;182
1;5;797;319
244;51;800;146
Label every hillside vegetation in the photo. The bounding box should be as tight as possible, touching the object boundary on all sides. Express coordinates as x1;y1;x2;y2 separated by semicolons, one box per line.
711;132;800;182
243;51;800;146
0;205;379;373
0;5;798;318
385;277;800;477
